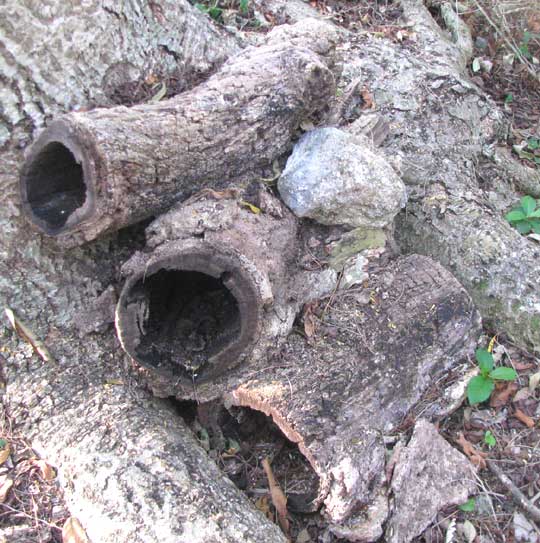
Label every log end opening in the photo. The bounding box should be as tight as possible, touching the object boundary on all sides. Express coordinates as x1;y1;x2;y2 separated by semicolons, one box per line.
116;250;263;384
20;125;94;235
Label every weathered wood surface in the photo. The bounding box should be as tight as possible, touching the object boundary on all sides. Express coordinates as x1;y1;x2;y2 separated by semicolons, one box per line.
19;20;338;247
116;187;339;400
0;2;288;542
227;254;481;538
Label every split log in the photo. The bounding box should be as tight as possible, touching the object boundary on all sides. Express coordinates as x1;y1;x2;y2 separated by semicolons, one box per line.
226;254;481;538
19;21;337;247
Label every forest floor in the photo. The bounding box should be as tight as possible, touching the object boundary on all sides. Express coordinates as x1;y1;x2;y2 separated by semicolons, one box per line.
1;1;539;542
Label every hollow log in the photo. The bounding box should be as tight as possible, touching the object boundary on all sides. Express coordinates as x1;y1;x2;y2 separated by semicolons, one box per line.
115;186;338;400
226;254;481;537
19;21;337;247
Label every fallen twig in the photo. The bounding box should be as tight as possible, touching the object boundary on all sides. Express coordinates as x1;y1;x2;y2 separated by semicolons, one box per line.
487;458;540;523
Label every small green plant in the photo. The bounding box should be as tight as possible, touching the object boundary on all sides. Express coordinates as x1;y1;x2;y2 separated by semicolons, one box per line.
483;430;496;448
505;196;540;235
467;348;517;405
518;31;540;61
195;1;223;22
458;497;476;513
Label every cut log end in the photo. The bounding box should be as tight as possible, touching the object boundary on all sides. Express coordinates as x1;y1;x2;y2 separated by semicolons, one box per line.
20;121;96;236
116;244;264;385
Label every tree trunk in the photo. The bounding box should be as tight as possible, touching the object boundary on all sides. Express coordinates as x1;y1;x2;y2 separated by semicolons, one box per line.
331;0;540;353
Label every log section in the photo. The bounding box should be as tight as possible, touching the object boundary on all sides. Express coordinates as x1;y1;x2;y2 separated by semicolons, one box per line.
19;23;337;247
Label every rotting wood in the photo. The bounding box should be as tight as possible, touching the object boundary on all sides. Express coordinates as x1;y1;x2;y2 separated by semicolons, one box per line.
19;21;338;247
115;185;338;400
224;254;481;536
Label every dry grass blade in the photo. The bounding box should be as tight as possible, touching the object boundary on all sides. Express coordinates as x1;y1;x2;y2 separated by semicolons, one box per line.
62;517;90;543
261;456;290;536
5;307;55;364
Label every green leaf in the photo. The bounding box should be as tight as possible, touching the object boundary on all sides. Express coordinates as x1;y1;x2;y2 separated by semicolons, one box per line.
489;366;518;381
528;138;540;151
476;349;493;373
529;208;540;218
505;209;526;222
208;6;222;20
240;0;249;14
195;2;209;13
504;94;513;104
521;195;536;215
517;221;533;234
0;439;6;449
532;222;540;234
459;497;476;512
484;430;496;448
467;375;495;405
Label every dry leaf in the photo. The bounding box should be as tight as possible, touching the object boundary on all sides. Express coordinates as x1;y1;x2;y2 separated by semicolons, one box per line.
104;378;124;386
460;520;477;543
513;360;534;370
240;200;261;214
513;408;535;428
302;302;318;339
33;459;56;481
262;457;290;536
529;371;540;392
489;382;518;408
360;87;375;109
254;496;272;519
62;517;90;543
0;440;10;466
5;307;55;364
296;528;312;543
0;477;13;503
513;387;530;403
457;433;487;469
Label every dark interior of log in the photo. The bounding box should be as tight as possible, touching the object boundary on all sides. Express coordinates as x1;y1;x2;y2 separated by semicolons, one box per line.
23;142;86;232
134;269;241;375
173;400;321;513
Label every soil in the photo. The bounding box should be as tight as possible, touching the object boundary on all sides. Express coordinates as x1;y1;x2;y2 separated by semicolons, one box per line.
2;2;540;543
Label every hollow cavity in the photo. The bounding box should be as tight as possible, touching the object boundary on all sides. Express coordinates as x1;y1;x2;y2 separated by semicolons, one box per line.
23;142;86;232
133;269;241;376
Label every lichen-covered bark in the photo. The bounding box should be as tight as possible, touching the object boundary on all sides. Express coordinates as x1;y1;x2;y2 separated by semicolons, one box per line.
331;0;540;352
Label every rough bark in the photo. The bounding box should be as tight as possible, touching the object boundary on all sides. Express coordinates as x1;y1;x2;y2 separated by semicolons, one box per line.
328;0;540;353
0;2;288;541
19;22;338;246
227;255;481;537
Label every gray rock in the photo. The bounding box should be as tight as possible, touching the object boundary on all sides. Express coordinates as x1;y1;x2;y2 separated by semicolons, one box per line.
278;128;407;228
386;420;476;543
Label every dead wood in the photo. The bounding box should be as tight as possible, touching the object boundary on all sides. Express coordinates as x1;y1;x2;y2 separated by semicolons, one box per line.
19;21;337;247
226;255;481;536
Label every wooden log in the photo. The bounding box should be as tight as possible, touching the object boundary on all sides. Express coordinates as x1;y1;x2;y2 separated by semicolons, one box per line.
19;22;337;247
115;186;338;400
223;255;481;535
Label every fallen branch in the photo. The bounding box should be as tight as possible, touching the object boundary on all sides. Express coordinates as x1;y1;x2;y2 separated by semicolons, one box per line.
487;459;540;523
